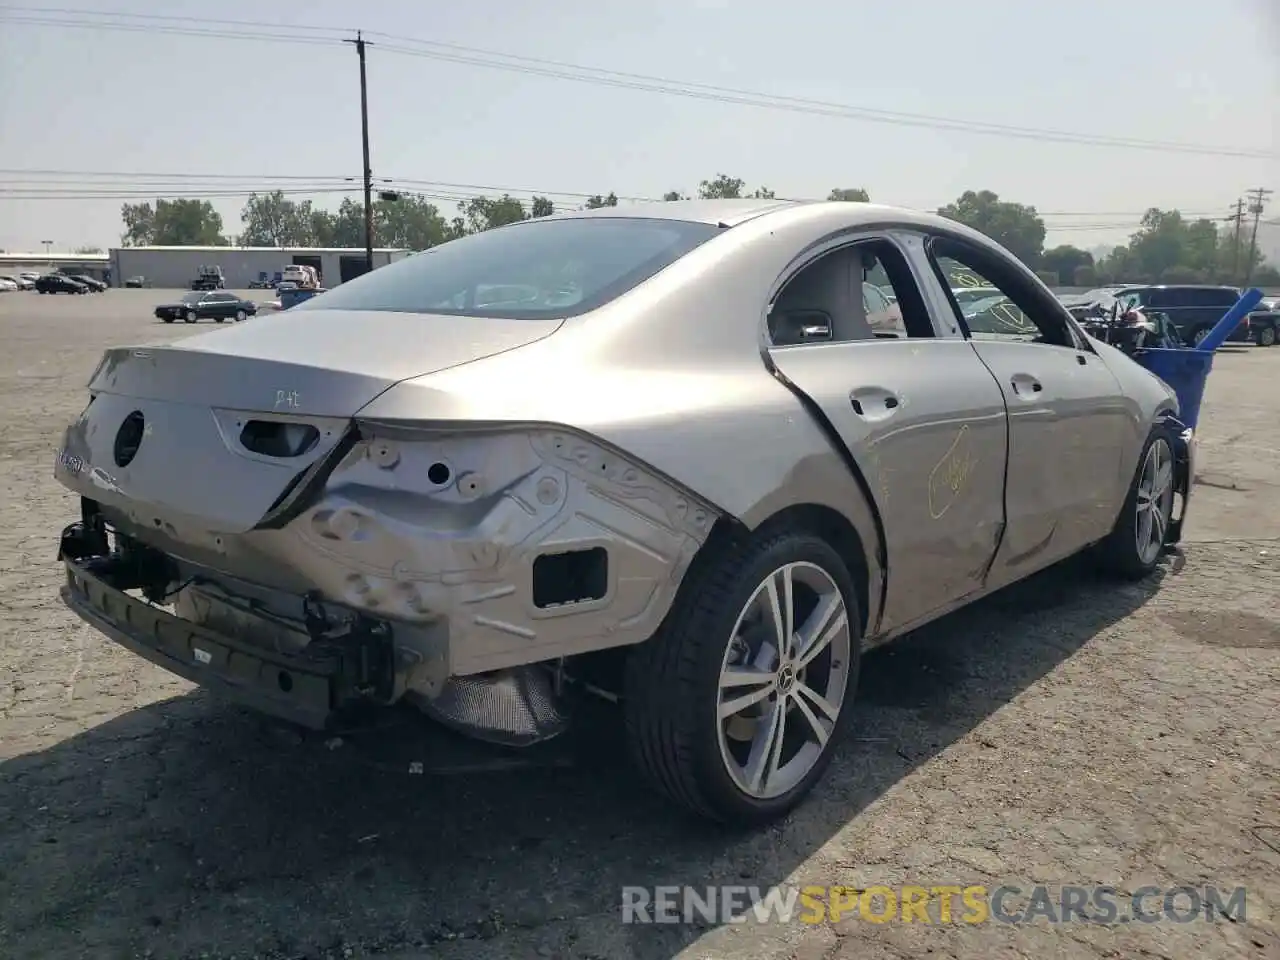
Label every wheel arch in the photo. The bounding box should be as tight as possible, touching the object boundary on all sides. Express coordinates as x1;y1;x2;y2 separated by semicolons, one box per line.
687;500;877;639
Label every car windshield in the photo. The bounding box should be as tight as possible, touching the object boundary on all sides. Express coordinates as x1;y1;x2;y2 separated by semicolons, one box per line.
181;292;204;304
296;216;722;319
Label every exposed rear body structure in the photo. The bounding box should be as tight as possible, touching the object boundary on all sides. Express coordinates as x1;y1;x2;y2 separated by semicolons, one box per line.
55;200;1193;823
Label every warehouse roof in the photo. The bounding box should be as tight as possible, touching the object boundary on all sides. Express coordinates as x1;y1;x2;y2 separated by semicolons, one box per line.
0;252;110;263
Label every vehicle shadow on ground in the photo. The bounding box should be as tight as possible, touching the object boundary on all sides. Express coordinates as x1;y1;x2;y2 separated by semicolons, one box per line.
0;553;1179;960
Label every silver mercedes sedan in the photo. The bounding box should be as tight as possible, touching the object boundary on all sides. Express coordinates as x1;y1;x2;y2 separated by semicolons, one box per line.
54;199;1193;825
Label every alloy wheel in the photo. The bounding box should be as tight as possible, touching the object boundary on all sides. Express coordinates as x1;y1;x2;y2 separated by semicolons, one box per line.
716;561;852;800
1135;437;1174;565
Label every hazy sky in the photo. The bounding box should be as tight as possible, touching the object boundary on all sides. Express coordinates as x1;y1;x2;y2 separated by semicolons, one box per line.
1;0;1277;254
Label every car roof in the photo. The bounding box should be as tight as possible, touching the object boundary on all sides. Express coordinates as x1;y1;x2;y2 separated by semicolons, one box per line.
529;198;1001;241
540;197;807;227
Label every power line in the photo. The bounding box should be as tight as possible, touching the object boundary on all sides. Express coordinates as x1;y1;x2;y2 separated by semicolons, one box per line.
4;6;1277;161
0;168;1230;217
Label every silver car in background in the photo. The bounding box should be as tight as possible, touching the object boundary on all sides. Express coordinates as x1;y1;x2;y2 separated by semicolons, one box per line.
54;200;1192;825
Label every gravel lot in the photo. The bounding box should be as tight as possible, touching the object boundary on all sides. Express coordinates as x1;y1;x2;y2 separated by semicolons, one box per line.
1;290;1277;960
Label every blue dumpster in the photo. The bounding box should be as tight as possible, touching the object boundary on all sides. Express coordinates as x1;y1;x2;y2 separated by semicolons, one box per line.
1131;288;1263;431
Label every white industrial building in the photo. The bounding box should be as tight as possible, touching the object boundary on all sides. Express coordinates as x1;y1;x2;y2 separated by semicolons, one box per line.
0;252;111;280
108;246;410;289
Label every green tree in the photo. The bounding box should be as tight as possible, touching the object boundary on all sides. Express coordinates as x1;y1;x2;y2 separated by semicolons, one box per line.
698;174;745;199
1040;245;1093;285
827;188;871;202
375;194;450;249
1254;263;1280;285
937;190;1046;267
120;199;224;246
239;191;314;247
662;191;686;201
530;196;555;218
584;192;618;209
1094;210;1256;284
461;194;527;233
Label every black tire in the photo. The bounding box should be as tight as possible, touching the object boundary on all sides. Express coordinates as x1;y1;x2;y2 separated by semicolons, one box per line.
235;309;247;322
624;526;862;825
185;310;198;324
1187;326;1211;347
162;317;173;324
215;317;224;323
1096;421;1178;580
1258;325;1277;348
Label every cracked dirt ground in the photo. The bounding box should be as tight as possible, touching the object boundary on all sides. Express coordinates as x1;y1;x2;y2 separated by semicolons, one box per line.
0;292;1277;960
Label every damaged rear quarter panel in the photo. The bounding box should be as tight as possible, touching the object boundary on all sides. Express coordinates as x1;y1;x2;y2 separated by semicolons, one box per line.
277;424;720;675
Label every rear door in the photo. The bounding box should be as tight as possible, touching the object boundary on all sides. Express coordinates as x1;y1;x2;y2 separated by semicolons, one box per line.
926;237;1131;582
766;232;1009;630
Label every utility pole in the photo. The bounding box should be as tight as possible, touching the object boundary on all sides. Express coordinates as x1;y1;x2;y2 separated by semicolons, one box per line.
1243;187;1273;286
345;31;375;274
1227;198;1246;284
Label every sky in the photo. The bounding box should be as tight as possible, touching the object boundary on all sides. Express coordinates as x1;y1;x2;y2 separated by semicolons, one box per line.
1;0;1277;257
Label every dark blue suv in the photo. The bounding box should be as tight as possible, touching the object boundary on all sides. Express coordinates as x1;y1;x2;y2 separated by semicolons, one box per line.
1112;285;1251;346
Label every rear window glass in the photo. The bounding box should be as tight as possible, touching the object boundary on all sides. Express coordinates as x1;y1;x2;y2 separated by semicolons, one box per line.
296;216;721;319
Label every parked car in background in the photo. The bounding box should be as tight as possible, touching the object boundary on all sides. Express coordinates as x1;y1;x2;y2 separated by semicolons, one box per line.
1;274;35;290
67;273;107;292
36;273;89;295
154;290;257;323
1248;296;1280;347
55;199;1194;826
19;272;41;284
1111;285;1251;346
124;276;148;288
0;277;18;292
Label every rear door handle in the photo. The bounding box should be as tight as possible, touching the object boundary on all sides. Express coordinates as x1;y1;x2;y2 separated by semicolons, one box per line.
1010;373;1042;398
850;387;901;420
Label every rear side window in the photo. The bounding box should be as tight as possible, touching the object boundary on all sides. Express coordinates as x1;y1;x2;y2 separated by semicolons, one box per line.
298;216;722;319
1188;287;1239;307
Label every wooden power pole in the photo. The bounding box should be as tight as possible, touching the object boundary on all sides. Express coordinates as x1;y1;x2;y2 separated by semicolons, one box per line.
345;31;376;274
1227;198;1246;284
1243;187;1273;286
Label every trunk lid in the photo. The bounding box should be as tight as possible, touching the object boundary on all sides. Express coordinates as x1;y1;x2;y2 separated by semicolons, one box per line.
57;310;562;534
90;309;563;416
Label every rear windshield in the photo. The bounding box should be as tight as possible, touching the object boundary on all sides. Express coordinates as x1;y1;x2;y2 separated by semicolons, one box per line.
295;216;721;319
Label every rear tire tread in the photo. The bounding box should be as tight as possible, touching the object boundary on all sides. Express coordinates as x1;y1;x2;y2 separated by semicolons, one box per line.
624;523;857;824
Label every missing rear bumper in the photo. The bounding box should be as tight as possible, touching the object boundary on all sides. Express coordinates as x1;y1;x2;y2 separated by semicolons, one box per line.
58;516;399;730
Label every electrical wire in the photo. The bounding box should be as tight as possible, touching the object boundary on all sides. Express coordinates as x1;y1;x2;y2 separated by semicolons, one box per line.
3;6;1277;160
0;168;1232;221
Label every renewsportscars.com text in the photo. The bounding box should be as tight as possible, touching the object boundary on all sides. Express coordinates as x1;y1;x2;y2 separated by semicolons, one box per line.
620;884;1247;926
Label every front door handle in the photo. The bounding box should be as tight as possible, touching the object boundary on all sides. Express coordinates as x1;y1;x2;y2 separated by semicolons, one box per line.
1010;373;1043;398
850;387;901;420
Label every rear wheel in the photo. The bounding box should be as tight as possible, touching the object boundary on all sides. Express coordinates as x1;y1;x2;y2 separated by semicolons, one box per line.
1258;325;1277;347
625;528;860;825
1188;326;1211;347
1097;422;1177;579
